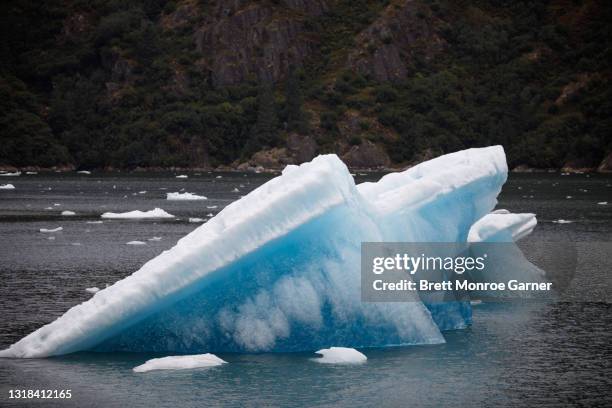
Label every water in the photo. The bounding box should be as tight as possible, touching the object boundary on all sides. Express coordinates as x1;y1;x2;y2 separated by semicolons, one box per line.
1;172;611;407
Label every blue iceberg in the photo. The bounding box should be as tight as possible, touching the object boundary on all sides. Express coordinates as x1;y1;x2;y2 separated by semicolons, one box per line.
0;146;540;358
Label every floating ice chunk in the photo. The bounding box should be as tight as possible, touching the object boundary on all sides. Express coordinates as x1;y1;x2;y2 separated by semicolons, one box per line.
598;201;608;205
206;213;214;217
133;353;226;373
552;219;573;224
566;196;572;199
40;227;63;233
53;203;61;206
86;287;100;294
101;208;175;219
26;171;37;175
0;184;15;189
167;192;207;201
176;175;188;179
148;237;162;241
138;191;147;194
126;241;146;245
188;218;205;223
206;206;218;209
61;211;76;216
468;212;536;242
86;221;103;224
77;171;91;175
313;347;367;364
232;188;240;193
216;175;222;179
0;171;21;177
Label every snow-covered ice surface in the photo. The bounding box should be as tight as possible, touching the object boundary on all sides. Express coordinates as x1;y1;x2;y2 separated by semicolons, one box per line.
39;227;63;233
313;347;367;364
167;192;207;200
133;353;227;372
0;146;543;358
101;208;175;219
0;184;15;189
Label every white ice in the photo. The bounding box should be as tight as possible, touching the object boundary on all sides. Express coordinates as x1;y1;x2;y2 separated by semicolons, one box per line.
0;184;15;189
167;192;207;200
86;287;100;294
133;353;226;372
101;208;175;219
40;227;62;233
61;211;76;216
313;347;367;364
126;241;146;245
175;175;188;179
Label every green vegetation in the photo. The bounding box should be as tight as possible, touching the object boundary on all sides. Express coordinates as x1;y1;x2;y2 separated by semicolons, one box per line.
0;0;610;169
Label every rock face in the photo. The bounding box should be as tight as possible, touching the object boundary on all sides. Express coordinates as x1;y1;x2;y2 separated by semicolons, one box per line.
597;152;612;172
194;1;326;86
287;133;317;163
347;0;445;81
341;141;391;169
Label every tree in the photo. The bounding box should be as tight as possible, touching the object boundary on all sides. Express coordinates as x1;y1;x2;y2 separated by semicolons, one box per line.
253;81;279;148
285;67;309;134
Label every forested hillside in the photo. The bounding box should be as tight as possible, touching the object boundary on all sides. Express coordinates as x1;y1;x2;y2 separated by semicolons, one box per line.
1;0;610;170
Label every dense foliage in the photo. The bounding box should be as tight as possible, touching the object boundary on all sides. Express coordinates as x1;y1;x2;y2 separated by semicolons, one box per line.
0;0;610;169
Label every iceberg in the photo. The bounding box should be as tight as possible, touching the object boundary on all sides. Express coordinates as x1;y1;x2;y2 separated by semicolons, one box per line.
40;227;63;233
0;146;541;358
313;347;367;364
133;353;226;372
101;208;175;219
167;192;207;200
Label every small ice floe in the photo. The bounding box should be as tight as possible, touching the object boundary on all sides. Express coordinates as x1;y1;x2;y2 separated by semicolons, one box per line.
40;227;63;233
85;287;100;294
598;201;608;205
216;175;222;179
0;184;15;189
552;219;573;224
0;171;21;177
232;188;240;193
176;174;188;179
47;236;55;240
313;347;367;364
138;191;147;194
470;300;483;306
189;218;205;223
561;172;570;176
206;205;218;209
166;192;207;201
77;170;91;175
148;237;162;241
133;354;227;373
566;196;573;199
206;213;214;217
26;171;37;175
101;208;175;219
61;210;76;216
126;241;146;245
86;221;103;224
53;203;61;206
45;207;53;210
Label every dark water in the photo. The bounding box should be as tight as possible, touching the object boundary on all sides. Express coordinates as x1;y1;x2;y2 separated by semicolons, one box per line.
0;171;611;407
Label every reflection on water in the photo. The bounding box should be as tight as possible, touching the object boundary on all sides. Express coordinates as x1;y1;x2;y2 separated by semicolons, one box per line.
0;172;611;407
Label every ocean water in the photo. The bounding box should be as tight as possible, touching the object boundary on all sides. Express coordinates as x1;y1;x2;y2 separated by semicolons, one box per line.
0;171;611;407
